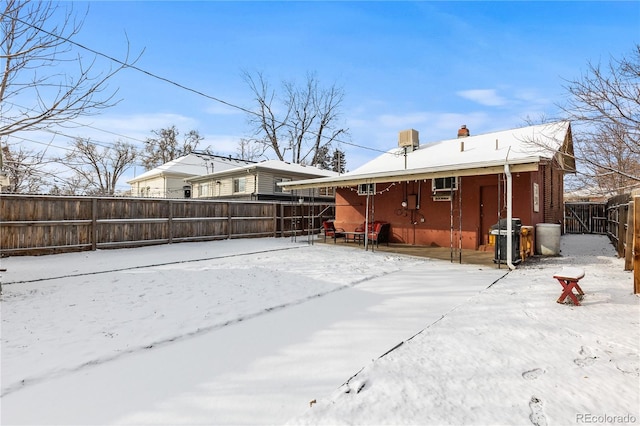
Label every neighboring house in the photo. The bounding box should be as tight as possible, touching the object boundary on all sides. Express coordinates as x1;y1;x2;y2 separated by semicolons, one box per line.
281;121;575;251
564;187;610;203
185;159;339;201
0;149;9;190
127;153;254;198
0;172;9;190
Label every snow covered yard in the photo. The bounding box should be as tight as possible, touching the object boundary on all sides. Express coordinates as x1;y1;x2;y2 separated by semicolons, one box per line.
0;234;638;425
0;239;428;397
291;235;640;426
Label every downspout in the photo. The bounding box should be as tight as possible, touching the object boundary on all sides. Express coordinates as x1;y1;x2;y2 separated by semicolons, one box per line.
504;162;516;270
364;191;369;251
253;173;257;200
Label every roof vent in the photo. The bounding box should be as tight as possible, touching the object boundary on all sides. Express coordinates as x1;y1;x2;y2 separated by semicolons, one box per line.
457;125;470;138
398;129;419;152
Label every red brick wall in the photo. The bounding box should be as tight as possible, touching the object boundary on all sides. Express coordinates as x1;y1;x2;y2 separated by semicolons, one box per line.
541;160;564;225
334;171;543;250
334;162;567;249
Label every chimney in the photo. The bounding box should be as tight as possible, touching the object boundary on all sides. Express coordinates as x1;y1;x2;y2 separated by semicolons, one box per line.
457;125;470;138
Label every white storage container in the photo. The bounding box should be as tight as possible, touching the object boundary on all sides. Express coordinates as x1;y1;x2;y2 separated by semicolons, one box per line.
536;223;561;255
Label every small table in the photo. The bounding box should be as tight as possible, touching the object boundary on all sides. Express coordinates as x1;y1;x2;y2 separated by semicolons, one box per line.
343;231;365;245
553;267;585;306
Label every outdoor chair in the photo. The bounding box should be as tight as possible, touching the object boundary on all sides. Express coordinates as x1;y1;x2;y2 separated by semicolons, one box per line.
322;220;345;243
357;221;390;247
368;221;390;247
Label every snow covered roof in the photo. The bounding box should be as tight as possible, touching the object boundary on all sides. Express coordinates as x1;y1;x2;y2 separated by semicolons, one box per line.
127;154;254;184
282;121;573;190
186;159;338;182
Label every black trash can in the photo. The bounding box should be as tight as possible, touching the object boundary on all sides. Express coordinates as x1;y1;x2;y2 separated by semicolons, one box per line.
490;218;522;264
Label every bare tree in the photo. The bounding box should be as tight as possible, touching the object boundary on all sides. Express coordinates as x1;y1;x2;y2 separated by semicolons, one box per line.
236;137;266;162
0;0;135;137
560;44;640;195
309;82;347;166
48;174;91;195
141;126;206;169
243;71;290;162
243;71;348;166
0;143;47;192
61;138;137;195
574;123;640;195
285;76;316;164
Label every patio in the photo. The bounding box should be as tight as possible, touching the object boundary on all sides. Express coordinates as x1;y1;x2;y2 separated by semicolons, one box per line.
317;237;500;268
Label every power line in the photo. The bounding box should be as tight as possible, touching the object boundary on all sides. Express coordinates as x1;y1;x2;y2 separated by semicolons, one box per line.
1;100;148;147
2;10;389;156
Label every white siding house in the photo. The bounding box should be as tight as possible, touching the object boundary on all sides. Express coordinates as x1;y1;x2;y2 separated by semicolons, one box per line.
127;154;254;198
185;160;338;201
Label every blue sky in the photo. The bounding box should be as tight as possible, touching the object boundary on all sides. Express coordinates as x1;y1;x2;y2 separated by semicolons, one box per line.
13;1;640;189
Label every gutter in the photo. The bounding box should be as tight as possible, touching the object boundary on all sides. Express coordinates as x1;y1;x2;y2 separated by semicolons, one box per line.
280;157;541;191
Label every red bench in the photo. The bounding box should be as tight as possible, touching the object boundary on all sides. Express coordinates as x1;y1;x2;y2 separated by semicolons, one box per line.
553;267;585;306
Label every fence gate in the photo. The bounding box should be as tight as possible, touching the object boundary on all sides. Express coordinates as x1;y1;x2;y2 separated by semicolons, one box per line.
564;202;606;234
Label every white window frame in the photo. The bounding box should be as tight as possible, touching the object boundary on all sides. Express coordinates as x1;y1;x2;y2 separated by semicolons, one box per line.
432;177;458;192
357;183;375;195
233;177;246;193
319;186;335;196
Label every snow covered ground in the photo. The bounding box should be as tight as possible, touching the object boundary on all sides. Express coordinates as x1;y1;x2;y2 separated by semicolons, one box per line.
1;234;638;425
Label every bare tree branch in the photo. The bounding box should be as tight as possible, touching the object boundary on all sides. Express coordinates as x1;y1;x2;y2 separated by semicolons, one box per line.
61;137;137;195
141;125;207;170
242;70;290;161
0;0;139;137
0;142;47;192
242;70;349;166
557;44;640;196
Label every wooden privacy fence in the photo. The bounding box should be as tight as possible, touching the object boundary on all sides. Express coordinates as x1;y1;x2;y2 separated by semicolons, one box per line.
564;195;638;293
0;194;335;256
564;202;606;234
564;197;631;262
604;194;632;264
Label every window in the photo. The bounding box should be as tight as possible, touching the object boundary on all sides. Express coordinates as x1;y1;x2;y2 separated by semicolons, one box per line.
358;183;375;195
197;183;210;197
274;177;291;193
233;177;246;193
319;186;335;196
432;177;457;192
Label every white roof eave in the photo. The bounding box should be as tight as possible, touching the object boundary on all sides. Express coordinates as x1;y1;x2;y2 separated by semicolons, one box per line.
280;157;542;190
127;171;195;184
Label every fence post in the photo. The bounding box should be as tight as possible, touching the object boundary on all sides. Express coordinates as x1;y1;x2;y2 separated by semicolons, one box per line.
625;200;634;271
91;198;98;251
273;203;278;238
618;204;627;256
168;200;173;244
634;196;640;294
227;202;232;239
280;203;285;238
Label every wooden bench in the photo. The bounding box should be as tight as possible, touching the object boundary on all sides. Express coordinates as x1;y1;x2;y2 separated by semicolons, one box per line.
553;267;585;306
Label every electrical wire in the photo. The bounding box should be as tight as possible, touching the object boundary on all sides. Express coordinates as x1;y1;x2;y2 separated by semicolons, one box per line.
1;11;389;156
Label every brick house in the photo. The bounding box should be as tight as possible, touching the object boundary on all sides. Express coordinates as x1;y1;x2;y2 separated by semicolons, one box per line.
281;121;575;255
